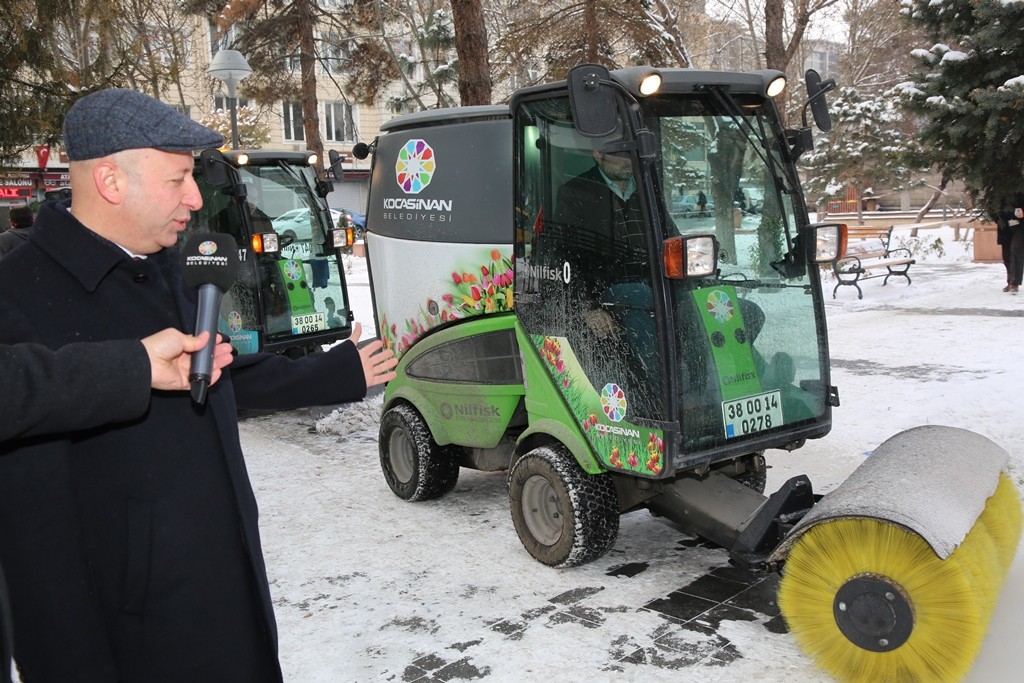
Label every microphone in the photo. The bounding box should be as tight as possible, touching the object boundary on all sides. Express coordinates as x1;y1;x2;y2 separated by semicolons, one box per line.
181;232;240;404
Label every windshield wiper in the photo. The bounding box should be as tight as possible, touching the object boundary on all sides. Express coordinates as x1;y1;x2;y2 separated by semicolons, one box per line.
699;84;793;197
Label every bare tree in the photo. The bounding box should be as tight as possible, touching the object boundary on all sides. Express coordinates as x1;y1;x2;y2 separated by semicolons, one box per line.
450;0;491;104
2;0;202;165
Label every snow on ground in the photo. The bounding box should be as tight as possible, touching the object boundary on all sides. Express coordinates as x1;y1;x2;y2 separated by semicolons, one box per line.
241;226;1023;682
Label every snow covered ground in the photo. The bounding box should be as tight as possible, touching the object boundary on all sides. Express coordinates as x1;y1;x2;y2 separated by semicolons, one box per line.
242;226;1023;682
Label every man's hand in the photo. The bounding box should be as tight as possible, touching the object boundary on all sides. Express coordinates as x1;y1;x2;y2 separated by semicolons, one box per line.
347;322;398;388
142;328;234;391
584;308;617;338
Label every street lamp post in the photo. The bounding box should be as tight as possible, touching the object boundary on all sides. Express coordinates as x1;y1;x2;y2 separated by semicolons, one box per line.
208;49;252;150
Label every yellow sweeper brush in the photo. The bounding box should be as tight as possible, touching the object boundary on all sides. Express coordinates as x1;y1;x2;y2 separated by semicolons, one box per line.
773;425;1022;683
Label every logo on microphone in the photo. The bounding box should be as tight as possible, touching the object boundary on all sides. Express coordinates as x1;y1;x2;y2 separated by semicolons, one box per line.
198;240;218;256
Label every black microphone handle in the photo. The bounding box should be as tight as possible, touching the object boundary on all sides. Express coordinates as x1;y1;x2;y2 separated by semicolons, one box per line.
189;282;224;404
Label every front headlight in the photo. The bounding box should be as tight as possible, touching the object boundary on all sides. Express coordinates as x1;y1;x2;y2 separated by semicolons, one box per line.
664;235;718;279
252;231;279;254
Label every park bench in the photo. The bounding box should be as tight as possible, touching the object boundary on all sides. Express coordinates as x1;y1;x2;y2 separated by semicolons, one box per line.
832;225;915;299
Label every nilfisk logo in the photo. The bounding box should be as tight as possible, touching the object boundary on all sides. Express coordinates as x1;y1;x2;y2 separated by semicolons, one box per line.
523;262;571;284
440;402;501;422
395;139;435;194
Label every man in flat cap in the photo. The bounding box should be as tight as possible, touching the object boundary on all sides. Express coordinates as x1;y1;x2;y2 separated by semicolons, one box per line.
0;89;396;682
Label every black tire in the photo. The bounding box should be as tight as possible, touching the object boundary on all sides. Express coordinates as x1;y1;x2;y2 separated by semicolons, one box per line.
379;403;459;501
508;445;619;568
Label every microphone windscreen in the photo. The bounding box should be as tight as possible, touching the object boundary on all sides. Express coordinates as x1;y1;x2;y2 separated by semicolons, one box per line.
181;232;240;290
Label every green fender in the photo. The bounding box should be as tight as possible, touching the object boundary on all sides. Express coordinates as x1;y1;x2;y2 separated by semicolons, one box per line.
514;321;604;475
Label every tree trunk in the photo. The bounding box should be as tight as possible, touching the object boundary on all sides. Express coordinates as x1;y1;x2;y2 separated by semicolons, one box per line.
584;0;599;63
913;174;949;237
297;0;323;173
764;0;785;71
450;0;491;105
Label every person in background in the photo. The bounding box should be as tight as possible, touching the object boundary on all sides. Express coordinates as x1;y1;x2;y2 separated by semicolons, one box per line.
996;192;1024;293
0;207;34;258
324;296;344;328
0;88;396;683
0;328;234;683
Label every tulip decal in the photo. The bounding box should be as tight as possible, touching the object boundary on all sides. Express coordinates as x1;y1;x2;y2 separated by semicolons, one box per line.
380;248;514;357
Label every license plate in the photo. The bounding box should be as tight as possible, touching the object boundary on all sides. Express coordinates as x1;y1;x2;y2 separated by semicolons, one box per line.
291;312;325;335
722;390;783;438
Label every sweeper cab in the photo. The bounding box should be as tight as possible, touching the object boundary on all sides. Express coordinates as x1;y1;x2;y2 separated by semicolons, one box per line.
188;149;356;356
359;64;1021;682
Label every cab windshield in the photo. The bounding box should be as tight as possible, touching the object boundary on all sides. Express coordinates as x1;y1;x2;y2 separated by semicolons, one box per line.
649;96;829;455
190;159;350;354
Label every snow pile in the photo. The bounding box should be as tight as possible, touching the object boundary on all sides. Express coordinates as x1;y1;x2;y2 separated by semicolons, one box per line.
313;393;383;442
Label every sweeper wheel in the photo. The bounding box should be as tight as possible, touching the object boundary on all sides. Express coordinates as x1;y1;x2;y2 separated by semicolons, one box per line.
777;473;1022;683
379;403;460;501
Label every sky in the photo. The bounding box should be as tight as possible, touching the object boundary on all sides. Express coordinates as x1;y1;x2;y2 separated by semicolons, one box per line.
235;224;1021;682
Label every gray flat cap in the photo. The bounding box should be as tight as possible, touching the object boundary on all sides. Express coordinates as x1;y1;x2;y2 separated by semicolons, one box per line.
63;88;224;161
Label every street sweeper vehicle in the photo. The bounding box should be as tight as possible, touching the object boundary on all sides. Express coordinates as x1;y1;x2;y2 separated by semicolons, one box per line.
187;149;356;356
357;64;1022;683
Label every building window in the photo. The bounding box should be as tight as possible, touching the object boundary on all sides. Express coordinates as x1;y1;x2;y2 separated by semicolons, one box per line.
324;101;355;142
209;20;239;56
214;95;250;111
283;101;304;142
169;103;191;117
320;32;351;74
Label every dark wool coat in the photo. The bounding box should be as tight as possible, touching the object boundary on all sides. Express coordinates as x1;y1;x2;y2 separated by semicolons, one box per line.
0;202;368;682
0;339;151;442
0;338;152;683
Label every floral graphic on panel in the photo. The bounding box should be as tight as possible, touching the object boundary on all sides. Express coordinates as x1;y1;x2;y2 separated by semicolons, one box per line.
379;249;514;355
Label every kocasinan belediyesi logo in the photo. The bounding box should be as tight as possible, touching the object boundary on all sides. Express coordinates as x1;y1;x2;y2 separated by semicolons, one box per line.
386;138;453;213
395;138;435;194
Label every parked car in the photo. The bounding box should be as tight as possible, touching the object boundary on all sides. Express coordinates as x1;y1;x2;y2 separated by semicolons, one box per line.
272;207;343;241
672;194;714;215
337;208;366;240
342;208;366;230
743;188;764;214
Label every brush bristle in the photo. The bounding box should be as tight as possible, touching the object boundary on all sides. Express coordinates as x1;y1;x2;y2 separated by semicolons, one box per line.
978;473;1023;571
778;473;1023;683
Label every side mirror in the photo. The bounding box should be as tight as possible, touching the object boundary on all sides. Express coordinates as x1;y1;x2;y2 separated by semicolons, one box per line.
200;149;229;187
805;69;835;133
567;63;619;138
805;222;846;263
328;149;346;181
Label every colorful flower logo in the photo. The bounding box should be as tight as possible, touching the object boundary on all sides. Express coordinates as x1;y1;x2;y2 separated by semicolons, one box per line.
198;240;217;256
395;139;435;194
283;260;303;281
227;310;243;332
600;383;628;422
707;289;734;323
